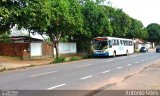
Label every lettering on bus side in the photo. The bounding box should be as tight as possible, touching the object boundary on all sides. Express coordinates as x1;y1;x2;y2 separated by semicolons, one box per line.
112;39;133;46
112;39;119;45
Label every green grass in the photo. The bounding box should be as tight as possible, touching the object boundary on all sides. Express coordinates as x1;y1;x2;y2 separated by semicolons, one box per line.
69;56;80;61
54;57;66;63
49;54;93;64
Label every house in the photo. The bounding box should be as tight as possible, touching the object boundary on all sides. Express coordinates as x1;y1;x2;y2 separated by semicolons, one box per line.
134;39;155;50
0;36;77;59
0;36;53;59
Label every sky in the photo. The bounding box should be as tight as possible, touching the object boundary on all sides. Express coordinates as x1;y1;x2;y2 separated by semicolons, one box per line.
104;0;160;27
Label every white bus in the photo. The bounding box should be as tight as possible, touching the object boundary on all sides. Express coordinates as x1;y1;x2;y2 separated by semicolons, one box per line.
92;37;134;57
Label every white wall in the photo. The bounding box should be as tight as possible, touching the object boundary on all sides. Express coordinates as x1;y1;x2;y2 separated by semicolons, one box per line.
138;44;143;49
145;44;151;48
31;43;42;56
137;43;152;49
54;43;77;55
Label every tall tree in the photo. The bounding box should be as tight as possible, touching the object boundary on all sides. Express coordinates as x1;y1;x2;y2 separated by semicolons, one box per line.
109;9;131;37
146;23;160;43
0;0;26;34
45;0;84;58
127;18;148;39
18;0;83;58
17;0;51;32
104;6;148;40
74;0;112;52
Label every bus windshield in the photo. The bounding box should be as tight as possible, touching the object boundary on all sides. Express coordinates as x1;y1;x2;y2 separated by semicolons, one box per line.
93;41;108;50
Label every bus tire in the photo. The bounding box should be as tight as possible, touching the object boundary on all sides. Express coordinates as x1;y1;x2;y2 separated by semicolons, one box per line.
113;51;116;57
126;50;128;56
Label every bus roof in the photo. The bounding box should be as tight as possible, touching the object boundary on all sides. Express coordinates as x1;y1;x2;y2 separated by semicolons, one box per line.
94;36;133;41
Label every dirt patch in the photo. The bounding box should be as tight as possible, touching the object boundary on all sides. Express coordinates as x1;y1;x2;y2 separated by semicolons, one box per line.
0;56;53;65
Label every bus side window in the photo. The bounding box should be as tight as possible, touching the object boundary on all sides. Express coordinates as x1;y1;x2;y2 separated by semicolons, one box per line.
124;40;126;46
113;39;116;45
127;41;129;46
109;40;112;48
130;41;133;46
117;40;119;45
120;40;124;45
129;41;132;46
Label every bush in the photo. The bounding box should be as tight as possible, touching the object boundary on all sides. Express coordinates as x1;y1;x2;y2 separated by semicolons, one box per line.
54;57;66;63
69;56;80;61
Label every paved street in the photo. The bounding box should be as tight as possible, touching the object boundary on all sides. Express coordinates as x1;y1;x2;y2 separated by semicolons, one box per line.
0;52;160;96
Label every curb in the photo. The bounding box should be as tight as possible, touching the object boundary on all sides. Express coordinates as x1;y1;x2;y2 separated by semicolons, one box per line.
0;64;33;72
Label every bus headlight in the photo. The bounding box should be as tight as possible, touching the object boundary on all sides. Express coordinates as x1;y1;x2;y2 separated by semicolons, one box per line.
104;50;109;52
104;49;111;52
92;50;97;53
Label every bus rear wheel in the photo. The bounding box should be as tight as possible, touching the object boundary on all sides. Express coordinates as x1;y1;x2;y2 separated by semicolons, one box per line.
126;50;128;56
113;51;116;57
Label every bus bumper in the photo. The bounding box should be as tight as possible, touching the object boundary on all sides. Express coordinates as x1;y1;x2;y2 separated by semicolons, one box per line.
93;52;109;57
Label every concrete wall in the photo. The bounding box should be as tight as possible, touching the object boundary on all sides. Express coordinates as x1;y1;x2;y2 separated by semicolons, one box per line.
24;42;53;59
136;43;152;49
54;43;77;55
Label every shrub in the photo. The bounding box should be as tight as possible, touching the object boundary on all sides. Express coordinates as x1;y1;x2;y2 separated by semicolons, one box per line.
69;56;80;61
54;57;66;63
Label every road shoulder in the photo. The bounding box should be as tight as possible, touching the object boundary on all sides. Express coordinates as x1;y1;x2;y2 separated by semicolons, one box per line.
93;62;160;96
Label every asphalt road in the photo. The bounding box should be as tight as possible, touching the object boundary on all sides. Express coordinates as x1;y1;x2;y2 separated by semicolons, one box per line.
0;52;160;96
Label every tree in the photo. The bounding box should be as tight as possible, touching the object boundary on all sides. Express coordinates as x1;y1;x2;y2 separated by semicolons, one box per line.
146;23;160;43
0;0;26;34
104;6;148;40
74;0;112;52
109;8;131;37
0;31;11;43
1;0;153;57
17;0;51;31
141;28;148;40
18;0;83;58
127;18;148;39
44;0;84;58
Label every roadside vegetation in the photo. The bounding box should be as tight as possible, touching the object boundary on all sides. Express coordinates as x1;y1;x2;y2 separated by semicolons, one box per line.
69;56;80;61
54;56;66;63
50;54;93;64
